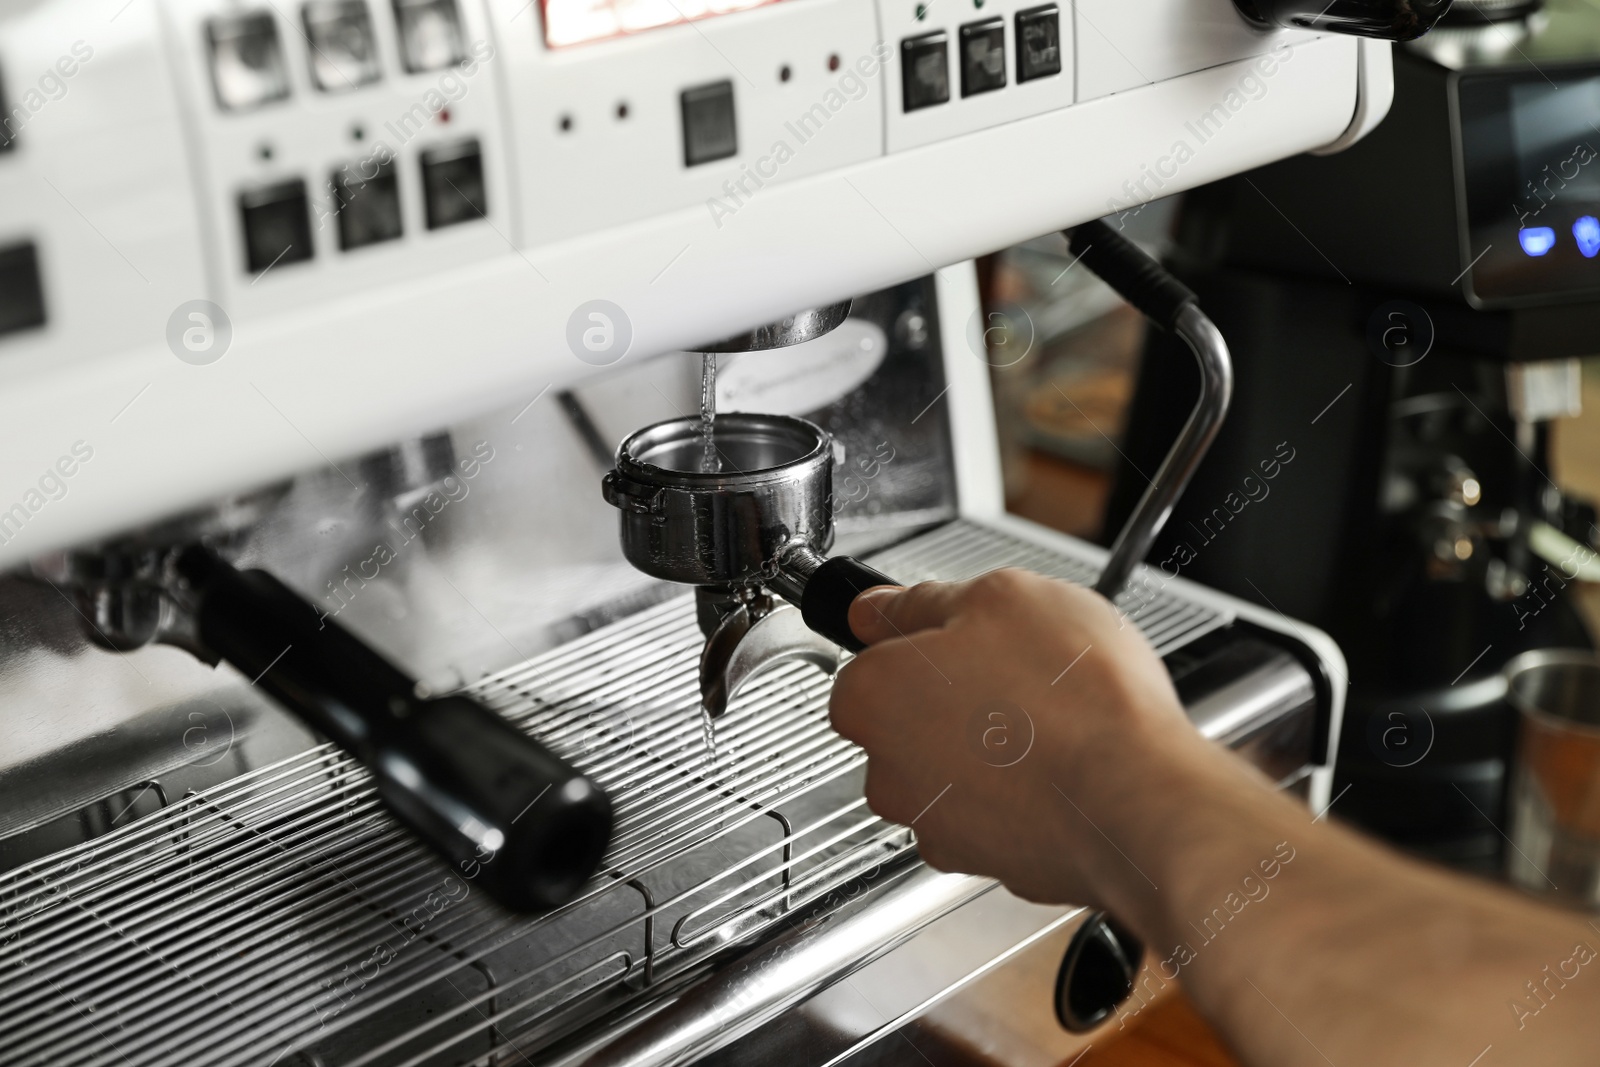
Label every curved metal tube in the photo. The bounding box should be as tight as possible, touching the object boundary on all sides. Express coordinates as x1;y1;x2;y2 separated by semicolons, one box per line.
1095;303;1234;600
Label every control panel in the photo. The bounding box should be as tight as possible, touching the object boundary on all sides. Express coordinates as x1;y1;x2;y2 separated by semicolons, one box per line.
883;0;1077;152
164;0;511;321
0;0;1382;565
1458;66;1600;308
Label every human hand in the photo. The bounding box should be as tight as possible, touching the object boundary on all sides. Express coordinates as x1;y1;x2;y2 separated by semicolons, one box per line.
828;568;1206;908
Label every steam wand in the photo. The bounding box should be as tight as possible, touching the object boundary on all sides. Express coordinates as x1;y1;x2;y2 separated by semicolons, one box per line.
1065;220;1235;601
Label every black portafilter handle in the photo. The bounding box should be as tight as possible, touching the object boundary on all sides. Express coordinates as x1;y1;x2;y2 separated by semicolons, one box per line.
772;547;899;653
174;546;613;912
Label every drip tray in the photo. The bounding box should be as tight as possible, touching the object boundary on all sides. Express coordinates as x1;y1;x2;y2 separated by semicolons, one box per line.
0;521;1231;1067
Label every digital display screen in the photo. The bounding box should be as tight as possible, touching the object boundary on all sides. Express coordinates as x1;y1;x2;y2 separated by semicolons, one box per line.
1510;79;1600;210
541;0;785;48
1458;70;1600;307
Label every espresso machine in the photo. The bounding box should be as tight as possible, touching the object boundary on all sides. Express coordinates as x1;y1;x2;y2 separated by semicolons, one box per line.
0;1;1448;1064
1106;0;1600;872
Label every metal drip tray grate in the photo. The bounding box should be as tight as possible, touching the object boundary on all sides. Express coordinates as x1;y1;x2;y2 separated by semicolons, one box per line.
0;521;1228;1067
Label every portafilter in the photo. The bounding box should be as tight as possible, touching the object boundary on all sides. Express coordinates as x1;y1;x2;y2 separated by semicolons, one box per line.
603;410;893;717
32;492;613;913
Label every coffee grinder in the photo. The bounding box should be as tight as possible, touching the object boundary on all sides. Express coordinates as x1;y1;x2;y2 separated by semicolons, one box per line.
1107;0;1600;870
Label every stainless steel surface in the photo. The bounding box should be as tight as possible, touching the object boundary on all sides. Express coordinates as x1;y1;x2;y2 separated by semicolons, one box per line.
1095;304;1236;600
605;415;835;589
0;519;1233;1067
704;883;1089;1067
1504;649;1600;907
574;628;1315;1067
698;303;855;355
564;864;991;1067
1188;650;1318;747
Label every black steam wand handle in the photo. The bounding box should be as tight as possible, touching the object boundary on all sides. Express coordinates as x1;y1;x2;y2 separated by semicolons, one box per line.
174;546;613;912
1066;221;1234;601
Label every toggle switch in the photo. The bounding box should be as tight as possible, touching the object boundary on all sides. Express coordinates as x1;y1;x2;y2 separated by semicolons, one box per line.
0;242;46;337
420;138;486;228
959;18;1007;97
1016;5;1062;84
681;80;738;167
333;160;403;249
0;67;14;152
240;179;314;274
900;31;950;112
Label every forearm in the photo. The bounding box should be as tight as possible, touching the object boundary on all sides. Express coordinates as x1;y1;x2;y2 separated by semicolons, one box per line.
832;572;1600;1064
1086;735;1600;1066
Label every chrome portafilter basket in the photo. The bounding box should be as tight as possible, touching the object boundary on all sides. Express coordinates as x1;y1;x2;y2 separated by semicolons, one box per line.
603;411;895;716
604;413;835;590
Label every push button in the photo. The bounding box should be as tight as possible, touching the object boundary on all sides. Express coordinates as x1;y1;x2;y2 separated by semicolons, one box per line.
333;160;402;249
1016;5;1063;84
392;0;465;74
900;31;950;112
959;18;1007;97
303;0;382;91
0;242;46;337
0;69;13;152
681;81;737;167
206;12;291;111
240;180;314;274
420;138;487;228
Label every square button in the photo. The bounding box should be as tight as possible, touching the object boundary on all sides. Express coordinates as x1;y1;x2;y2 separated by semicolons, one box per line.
900;31;950;112
239;180;314;274
206;12;291;111
392;0;465;74
420;138;487;228
303;0;382;92
333;160;402;249
959;18;1006;97
0;70;14;152
1017;5;1063;84
681;81;737;167
0;242;46;337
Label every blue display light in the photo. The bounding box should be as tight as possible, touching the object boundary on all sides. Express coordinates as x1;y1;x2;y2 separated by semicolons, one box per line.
1519;227;1558;257
1575;216;1600;260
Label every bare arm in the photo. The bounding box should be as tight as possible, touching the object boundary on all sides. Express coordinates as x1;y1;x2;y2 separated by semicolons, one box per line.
828;569;1600;1066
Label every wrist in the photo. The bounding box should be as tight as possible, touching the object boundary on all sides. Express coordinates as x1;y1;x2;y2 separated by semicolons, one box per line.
1049;719;1302;944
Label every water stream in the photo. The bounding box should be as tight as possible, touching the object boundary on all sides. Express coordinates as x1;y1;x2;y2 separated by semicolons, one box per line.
698;352;721;474
700;704;718;780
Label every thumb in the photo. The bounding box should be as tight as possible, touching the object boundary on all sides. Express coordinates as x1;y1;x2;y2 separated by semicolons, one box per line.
848;580;968;646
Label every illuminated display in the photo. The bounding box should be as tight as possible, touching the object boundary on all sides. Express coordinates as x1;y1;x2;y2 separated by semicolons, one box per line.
541;0;785;48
